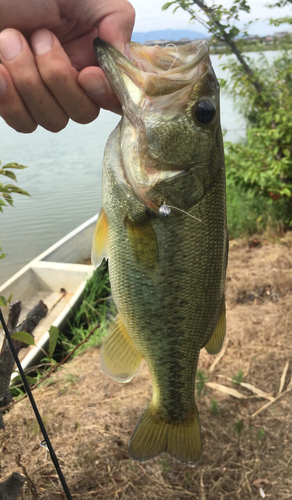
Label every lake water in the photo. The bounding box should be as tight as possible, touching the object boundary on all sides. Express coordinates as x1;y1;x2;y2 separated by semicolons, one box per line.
0;51;278;285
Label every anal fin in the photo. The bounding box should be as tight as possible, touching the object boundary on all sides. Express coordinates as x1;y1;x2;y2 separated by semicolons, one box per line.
91;208;109;268
205;297;226;355
100;315;142;383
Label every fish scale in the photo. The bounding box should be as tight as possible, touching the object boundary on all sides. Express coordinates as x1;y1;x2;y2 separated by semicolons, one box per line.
92;38;228;466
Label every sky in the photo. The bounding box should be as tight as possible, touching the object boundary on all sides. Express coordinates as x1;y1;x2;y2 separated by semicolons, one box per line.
130;0;292;36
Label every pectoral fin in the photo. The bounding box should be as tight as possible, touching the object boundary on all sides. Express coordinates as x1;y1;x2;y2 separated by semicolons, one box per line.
100;315;142;382
126;219;158;270
91;208;109;268
204;298;226;355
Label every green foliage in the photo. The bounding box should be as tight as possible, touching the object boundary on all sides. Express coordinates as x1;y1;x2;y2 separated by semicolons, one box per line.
224;51;292;227
196;369;208;397
158;456;171;473
56;261;116;359
235;418;244;436
0;161;29;257
0;246;6;260
268;0;292;25
10;331;36;346
164;0;292;230
209;398;220;415
256;428;266;442
0;162;29;211
0;294;13;307
47;326;59;359
232;369;244;385
10;370;44;397
226;180;285;238
163;1;252;43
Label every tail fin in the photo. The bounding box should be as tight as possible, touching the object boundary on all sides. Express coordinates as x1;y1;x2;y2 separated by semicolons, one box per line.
128;404;202;467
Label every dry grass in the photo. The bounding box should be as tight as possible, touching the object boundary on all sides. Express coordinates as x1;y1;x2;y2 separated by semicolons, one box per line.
1;234;292;499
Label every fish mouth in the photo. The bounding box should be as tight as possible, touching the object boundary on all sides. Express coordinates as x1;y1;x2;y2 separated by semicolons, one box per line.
94;39;215;216
93;38;210;120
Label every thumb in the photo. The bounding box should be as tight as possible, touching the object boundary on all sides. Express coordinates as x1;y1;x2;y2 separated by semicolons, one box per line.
63;0;135;53
97;5;135;53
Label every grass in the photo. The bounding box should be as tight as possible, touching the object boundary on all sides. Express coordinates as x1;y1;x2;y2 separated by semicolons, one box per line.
55;260;116;361
232;369;244;385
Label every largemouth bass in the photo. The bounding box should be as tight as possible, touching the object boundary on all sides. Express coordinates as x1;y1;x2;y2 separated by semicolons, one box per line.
92;39;228;467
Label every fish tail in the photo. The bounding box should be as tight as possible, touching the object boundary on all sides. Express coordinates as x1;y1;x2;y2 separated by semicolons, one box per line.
128;404;202;466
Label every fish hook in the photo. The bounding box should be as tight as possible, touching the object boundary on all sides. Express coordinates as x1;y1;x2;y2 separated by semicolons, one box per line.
159;203;202;223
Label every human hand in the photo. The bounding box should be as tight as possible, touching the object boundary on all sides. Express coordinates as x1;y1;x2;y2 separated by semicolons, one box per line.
0;0;135;133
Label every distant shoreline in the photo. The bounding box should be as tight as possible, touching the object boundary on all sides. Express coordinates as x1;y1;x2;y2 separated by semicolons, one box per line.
133;33;292;55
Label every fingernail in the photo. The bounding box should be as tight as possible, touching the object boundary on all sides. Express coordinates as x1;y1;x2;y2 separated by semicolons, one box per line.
0;73;7;94
31;29;53;56
81;72;108;98
0;30;23;60
115;41;126;55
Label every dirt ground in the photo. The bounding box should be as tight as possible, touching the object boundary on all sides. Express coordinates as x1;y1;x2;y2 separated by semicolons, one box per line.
1;234;292;500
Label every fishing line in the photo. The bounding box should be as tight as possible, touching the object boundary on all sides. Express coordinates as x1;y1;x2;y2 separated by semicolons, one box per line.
165;43;179;71
159;203;202;222
0;308;73;500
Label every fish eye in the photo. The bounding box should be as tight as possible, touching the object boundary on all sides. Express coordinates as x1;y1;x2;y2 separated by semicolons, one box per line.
193;99;216;125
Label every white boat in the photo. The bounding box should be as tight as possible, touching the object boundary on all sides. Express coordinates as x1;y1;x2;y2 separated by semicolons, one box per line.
0;214;98;371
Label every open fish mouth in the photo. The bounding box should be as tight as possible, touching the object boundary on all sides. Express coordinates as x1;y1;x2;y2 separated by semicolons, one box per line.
93;38;212;115
94;38;219;216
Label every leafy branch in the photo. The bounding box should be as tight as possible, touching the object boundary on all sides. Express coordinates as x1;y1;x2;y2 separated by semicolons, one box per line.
163;0;265;96
0;162;29;212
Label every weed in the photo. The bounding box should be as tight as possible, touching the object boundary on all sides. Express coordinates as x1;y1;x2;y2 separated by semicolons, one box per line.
257;428;266;442
232;369;244;385
196;369;208;397
40;377;56;388
159;456;171;473
234;418;244;436
210;398;220;415
226;180;285;239
63;372;80;384
128;459;135;471
184;472;191;488
55;261;116;361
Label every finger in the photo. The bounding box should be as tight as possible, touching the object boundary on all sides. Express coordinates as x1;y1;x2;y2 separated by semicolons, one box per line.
64;0;135;53
78;67;122;114
0;64;37;133
61;29;99;71
0;29;68;132
97;2;136;53
31;29;100;124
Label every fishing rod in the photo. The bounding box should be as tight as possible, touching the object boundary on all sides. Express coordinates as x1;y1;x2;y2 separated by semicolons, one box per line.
0;308;73;500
